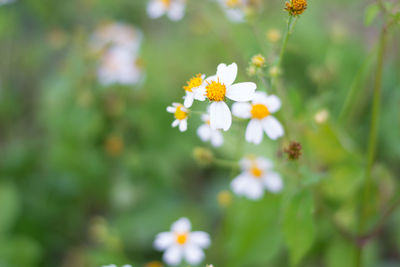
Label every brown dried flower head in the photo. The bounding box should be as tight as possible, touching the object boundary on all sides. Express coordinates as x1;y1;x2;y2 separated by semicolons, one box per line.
285;0;307;16
284;141;302;160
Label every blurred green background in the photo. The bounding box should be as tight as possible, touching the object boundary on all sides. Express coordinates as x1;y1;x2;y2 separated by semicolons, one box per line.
0;0;399;266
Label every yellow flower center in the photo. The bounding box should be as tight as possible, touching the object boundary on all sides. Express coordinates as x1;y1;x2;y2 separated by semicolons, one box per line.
250;165;263;178
226;0;240;8
176;232;188;245
183;74;203;92
206;79;226;102
160;0;171;7
174;106;188;120
251;104;270;119
285;0;307;16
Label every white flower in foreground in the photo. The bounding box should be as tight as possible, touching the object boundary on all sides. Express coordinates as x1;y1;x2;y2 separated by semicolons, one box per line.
147;0;185;21
196;63;256;131
97;46;144;86
197;113;224;147
183;74;206;108
231;156;283;200
217;0;246;23
232;91;284;144
167;103;189;132
154;217;210;266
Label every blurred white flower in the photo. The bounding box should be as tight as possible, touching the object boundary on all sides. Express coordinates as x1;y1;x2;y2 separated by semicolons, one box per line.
154;217;210;266
147;0;185;21
197;112;224;147
314;109;329;124
167;103;189;132
0;0;15;6
232;91;284;144
231;156;283;200
183;74;206;108
97;46;144;86
217;0;246;23
91;22;145;86
196;63;256;131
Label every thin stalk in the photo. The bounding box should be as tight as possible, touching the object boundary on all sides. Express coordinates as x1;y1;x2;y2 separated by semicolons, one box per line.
355;25;388;267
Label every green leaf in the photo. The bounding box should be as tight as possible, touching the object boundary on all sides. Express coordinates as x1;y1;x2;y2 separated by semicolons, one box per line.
364;3;380;26
0;182;20;235
283;191;315;266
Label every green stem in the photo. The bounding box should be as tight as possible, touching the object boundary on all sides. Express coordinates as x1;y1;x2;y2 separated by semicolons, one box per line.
355;24;388;267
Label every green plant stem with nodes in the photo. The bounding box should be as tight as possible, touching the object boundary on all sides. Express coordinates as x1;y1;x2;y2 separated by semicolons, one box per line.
355;19;389;267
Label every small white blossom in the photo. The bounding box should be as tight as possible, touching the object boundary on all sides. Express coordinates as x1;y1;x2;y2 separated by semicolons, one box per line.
154;217;211;266
183;74;206;108
197;112;224;147
167;103;189;132
217;0;247;23
231;156;283;200
232;91;284;144
147;0;185;21
196;63;256;131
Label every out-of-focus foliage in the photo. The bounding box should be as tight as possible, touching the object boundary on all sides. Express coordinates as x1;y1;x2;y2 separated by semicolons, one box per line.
0;0;399;267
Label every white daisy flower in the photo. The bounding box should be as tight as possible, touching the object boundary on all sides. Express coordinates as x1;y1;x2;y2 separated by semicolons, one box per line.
166;103;189;132
197;113;224;147
231;156;283;200
154;217;211;266
232;91;284;144
97;46;144;86
217;0;246;23
196;63;256;131
147;0;186;21
183;74;206;108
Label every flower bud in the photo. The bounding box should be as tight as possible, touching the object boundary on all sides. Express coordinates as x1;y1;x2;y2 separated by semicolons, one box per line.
251;54;266;68
217;190;232;208
285;0;307;16
193;147;214;166
284;141;302;160
266;29;282;43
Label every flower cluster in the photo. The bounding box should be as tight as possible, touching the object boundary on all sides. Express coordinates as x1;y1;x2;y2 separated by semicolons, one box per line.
285;0;307;16
147;0;186;21
90;22;144;86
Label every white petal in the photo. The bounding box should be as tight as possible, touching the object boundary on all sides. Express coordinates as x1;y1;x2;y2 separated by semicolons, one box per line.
226;82;256;102
256;157;273;170
190;231;211;248
172;119;179;128
184;245;205;265
252;91;269;104
245;119;264;144
201;113;209;122
244;179;264;200
179;119;187;132
263;172;283;193
193;86;207;101
209;101;232;131
167;106;176;113
171;217;191;233
239;158;253;171
225;9;245;23
147;0;166;19
154;232;175;250
265;95;281;113
210;131;224;147
204;75;217;84
262;116;284;140
197;124;211;142
184;93;194;108
216;63;237;86
167;2;185;21
231;173;250;195
232;102;252;118
163;246;183;266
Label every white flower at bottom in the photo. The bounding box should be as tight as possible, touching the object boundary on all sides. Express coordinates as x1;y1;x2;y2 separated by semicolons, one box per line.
232;91;284;144
196;63;257;131
167;103;189;132
147;0;185;21
231;156;283;200
154;217;211;266
197;113;224;147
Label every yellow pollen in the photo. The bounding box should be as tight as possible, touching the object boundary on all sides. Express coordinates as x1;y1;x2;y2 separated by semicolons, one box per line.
183;74;203;92
250;165;263;178
285;0;307;16
206;79;226;102
174;106;187;120
176;233;188;245
160;0;171;7
206;120;210;125
226;0;240;8
251;104;270;119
